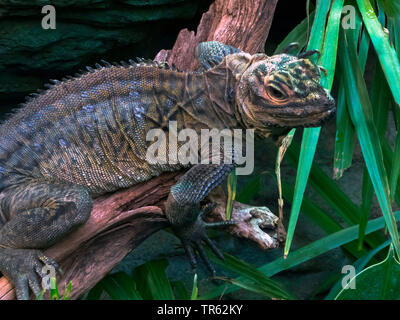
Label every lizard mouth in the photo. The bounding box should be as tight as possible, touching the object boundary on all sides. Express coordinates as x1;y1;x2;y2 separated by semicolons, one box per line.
260;106;336;128
300;107;336;127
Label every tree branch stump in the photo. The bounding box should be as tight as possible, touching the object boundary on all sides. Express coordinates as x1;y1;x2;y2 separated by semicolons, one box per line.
155;0;278;70
0;0;279;300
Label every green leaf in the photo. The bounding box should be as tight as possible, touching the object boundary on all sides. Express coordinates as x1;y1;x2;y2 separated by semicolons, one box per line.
226;170;237;220
171;281;189;300
261;214;400;278
359;168;373;250
286;141;386;249
62;281;72;300
388;16;400;203
50;277;60;300
200;212;400;299
378;0;400;17
35;289;45;301
208;251;293;300
101;272;142;300
359;60;391;249
285;128;321;257
390;132;400;202
333;78;355;179
381;139;400;207
190;273;198;300
339;27;400;257
274;11;315;55
357;0;400;107
214;276;290;300
333;12;368;180
284;0;341;257
389;14;400;56
319;0;344;89
85;282;104;300
325;240;391;299
335;245;400;299
282;180;367;259
132;259;175;300
308;0;332;53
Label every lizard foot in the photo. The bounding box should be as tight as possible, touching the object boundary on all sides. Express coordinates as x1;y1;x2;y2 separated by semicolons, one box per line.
0;248;61;300
177;202;235;276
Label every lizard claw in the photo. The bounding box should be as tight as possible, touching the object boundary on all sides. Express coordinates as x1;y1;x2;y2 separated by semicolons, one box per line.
194;240;217;276
182;241;197;270
201;233;224;261
179;224;222;275
200;202;237;228
0;248;61;300
175;204;231;276
38;253;63;276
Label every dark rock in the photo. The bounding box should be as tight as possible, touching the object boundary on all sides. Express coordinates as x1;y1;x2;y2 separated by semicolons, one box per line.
0;0;208;100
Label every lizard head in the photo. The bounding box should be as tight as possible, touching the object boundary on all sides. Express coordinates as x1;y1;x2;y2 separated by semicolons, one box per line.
229;51;336;138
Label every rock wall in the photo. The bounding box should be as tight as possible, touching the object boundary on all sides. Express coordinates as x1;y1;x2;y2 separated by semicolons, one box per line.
0;0;211;110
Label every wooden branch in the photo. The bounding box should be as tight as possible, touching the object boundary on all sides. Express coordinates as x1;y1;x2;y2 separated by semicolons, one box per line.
0;172;179;300
0;172;279;300
154;0;278;70
0;0;279;299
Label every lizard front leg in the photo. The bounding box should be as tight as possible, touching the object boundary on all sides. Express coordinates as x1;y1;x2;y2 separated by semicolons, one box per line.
165;163;235;274
0;181;92;299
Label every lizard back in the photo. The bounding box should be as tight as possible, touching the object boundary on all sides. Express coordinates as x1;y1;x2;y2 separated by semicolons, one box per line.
0;62;212;196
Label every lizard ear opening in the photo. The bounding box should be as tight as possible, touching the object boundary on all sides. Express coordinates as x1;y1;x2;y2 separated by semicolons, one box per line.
225;53;253;80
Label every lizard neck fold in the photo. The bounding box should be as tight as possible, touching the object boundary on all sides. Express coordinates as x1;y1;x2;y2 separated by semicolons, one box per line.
203;64;243;130
179;66;242;131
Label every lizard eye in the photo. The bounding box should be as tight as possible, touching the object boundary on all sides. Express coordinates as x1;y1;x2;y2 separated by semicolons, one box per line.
266;86;287;102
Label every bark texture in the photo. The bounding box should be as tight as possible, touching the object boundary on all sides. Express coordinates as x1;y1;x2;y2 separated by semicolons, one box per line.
154;0;278;70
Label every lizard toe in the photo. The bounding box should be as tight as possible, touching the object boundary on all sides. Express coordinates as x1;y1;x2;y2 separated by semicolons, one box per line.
14;270;41;300
194;240;216;276
0;248;60;300
14;274;30;300
201;234;224;260
205;220;236;228
38;253;63;276
179;218;224;276
182;241;197;270
27;272;42;298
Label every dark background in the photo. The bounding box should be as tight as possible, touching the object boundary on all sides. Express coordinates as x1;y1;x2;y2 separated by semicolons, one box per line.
0;0;306;116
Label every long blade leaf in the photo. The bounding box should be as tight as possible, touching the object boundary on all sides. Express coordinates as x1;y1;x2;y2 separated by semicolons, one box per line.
200;212;400;299
339;27;400;257
284;0;338;257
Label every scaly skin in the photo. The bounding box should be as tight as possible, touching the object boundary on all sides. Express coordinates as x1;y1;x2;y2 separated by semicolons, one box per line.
0;41;335;299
